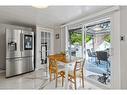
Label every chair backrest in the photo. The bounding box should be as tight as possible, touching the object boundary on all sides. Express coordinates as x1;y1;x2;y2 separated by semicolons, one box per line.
96;51;108;61
48;54;66;73
87;49;92;57
74;58;85;73
91;48;94;52
49;58;58;72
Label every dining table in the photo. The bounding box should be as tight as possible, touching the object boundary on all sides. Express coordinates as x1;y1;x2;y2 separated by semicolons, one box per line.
48;54;83;89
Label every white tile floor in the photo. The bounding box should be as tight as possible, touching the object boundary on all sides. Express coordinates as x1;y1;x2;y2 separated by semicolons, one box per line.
41;77;101;90
0;66;101;90
0;68;48;89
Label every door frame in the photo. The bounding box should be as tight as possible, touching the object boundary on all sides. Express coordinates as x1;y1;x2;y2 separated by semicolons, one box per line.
35;26;54;70
65;9;121;89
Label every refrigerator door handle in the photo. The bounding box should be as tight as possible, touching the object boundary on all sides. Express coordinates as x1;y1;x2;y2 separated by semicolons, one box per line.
20;32;23;52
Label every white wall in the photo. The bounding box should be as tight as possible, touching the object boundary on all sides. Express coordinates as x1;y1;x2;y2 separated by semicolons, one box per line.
120;6;127;89
53;26;62;53
60;27;66;52
53;26;66;54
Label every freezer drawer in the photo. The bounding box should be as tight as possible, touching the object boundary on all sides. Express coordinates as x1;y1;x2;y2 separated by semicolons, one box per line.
29;57;34;71
6;58;33;77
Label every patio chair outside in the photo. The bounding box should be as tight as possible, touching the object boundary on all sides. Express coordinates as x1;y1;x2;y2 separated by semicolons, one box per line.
96;51;110;73
87;49;96;63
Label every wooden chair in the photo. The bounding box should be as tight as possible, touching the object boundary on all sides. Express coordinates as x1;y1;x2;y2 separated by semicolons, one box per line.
48;56;65;88
61;58;85;89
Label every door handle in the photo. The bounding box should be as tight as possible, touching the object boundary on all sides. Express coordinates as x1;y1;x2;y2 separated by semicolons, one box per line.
20;32;23;51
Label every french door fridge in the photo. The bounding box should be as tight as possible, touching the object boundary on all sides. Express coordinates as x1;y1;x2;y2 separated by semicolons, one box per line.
6;28;34;77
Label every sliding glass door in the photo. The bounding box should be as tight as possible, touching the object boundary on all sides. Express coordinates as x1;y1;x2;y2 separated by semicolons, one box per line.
85;20;111;86
67;19;112;88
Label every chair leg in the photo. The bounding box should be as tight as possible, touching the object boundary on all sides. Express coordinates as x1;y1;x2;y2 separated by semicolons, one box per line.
74;78;77;89
54;73;56;80
99;60;100;64
62;77;64;87
82;72;84;88
55;73;58;88
50;73;52;81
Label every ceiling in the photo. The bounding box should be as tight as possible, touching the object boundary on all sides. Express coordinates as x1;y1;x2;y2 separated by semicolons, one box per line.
0;6;111;28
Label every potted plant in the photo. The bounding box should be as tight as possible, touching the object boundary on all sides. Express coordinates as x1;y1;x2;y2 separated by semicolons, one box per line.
60;51;66;55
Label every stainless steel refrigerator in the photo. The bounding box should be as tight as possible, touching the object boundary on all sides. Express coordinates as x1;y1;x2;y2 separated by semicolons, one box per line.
6;28;34;77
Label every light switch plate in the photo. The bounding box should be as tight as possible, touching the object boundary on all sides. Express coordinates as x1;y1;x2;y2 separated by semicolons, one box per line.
120;35;125;41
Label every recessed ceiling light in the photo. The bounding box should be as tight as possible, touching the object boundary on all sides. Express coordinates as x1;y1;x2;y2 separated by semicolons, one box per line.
32;5;48;9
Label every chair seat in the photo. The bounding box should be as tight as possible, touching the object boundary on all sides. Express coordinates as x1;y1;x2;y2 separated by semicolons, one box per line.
50;67;65;73
58;64;65;69
68;70;82;78
49;67;57;73
60;70;82;78
58;64;65;72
